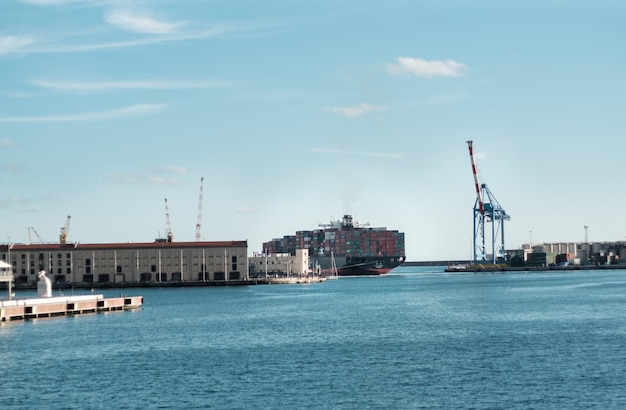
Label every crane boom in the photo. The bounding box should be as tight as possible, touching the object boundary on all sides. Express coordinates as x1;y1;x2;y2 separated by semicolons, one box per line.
164;198;173;242
467;140;485;215
30;226;44;243
195;177;204;241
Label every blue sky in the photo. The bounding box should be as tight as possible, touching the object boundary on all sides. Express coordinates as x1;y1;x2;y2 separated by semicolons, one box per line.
1;0;625;261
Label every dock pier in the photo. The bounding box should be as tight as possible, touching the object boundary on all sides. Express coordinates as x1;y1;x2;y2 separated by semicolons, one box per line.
0;294;143;322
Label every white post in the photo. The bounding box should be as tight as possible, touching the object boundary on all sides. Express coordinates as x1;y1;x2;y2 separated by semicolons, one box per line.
202;249;206;281
224;249;228;281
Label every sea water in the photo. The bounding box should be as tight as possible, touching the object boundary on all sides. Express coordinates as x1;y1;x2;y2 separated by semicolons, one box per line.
1;267;625;409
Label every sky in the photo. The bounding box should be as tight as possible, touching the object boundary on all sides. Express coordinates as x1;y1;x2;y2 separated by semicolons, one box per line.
1;0;625;262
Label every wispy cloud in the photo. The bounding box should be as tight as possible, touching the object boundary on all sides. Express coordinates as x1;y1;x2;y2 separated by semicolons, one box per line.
0;163;28;174
32;79;234;92
0;138;14;147
155;165;187;174
20;0;87;4
306;147;403;160
386;57;467;77
421;93;466;106
324;103;386;118
0;195;23;210
147;176;181;184
0;36;35;55
24;26;229;54
1;15;279;56
0;103;166;123
0;195;49;212
106;173;183;185
237;207;258;214
105;10;187;34
2;90;42;98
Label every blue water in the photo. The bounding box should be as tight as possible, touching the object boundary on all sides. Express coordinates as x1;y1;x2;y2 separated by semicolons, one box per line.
1;266;626;409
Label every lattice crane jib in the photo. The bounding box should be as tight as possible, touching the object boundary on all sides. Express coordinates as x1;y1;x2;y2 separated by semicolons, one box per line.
164;198;173;242
195;177;204;241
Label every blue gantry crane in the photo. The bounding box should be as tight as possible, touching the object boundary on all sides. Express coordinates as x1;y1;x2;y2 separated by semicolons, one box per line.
467;141;510;264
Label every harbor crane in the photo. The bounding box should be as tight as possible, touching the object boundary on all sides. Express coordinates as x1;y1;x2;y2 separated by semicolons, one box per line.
59;215;71;244
164;198;173;242
195;177;204;241
28;227;44;244
467;141;510;264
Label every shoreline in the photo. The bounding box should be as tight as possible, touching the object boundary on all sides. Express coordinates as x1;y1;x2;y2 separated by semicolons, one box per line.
444;264;626;273
1;276;327;292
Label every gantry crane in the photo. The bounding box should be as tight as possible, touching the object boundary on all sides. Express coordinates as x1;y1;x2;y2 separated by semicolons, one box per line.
467;141;510;264
59;215;71;244
164;198;173;242
195;177;204;241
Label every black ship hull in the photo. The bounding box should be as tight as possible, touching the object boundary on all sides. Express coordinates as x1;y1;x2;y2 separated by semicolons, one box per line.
312;255;404;276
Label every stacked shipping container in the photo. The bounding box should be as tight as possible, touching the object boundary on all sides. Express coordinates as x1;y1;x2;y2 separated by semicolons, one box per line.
262;215;405;260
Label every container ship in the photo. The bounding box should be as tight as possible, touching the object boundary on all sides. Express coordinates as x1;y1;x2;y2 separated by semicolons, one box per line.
262;215;405;276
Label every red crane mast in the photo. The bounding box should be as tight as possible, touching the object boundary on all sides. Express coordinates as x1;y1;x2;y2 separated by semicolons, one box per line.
467;140;484;215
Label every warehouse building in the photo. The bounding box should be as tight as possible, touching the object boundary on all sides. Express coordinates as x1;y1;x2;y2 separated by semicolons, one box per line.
0;240;248;287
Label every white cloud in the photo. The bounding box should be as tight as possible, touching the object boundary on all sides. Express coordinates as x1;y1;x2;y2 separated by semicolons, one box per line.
386;57;467;77
157;165;187;174
324;103;386;117
0;36;34;55
107;173;182;185
20;0;84;4
0;139;14;146
105;10;186;34
27;26;227;54
1;19;261;55
0;103;167;123
32;79;234;92
26;28;224;53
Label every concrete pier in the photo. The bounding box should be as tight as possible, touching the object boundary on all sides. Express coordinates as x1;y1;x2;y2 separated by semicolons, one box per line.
0;294;143;322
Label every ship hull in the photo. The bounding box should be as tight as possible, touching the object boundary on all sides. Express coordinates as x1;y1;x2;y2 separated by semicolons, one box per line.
312;255;404;276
